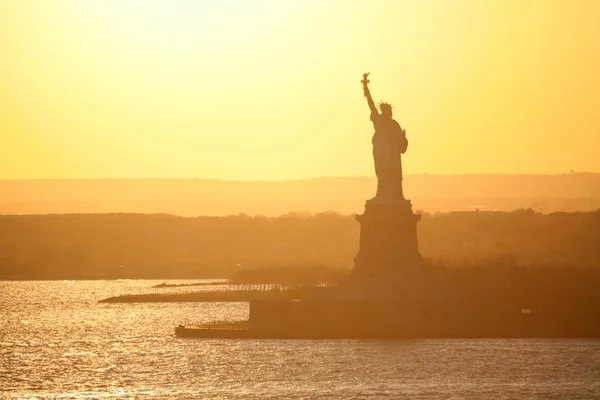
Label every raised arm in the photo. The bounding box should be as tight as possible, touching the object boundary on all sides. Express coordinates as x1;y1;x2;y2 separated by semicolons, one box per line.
362;72;378;116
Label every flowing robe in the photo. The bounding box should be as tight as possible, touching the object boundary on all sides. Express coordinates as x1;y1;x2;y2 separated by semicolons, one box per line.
370;112;408;201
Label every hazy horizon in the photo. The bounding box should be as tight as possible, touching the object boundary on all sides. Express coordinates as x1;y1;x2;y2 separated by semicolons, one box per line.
2;173;599;216
2;171;600;181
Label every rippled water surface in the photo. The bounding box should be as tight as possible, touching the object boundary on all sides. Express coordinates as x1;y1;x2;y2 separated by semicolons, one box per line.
2;280;600;399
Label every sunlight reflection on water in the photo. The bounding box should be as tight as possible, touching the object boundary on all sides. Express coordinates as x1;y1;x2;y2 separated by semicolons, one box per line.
1;280;600;399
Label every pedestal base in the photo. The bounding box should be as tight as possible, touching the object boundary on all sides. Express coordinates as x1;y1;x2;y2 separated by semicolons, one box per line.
353;199;424;279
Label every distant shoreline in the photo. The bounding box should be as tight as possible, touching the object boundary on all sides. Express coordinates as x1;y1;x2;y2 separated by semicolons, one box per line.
2;173;599;216
100;290;302;303
0;277;227;282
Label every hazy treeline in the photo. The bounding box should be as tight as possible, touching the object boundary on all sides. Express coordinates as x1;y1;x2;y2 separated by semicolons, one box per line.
1;173;599;216
0;209;599;280
425;257;600;314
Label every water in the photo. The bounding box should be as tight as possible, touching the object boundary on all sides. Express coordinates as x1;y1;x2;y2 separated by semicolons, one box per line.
2;280;600;399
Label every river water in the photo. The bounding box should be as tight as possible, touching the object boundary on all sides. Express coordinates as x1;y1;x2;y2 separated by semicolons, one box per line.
2;280;600;399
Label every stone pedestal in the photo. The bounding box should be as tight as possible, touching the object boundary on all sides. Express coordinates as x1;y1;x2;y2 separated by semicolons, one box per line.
353;199;424;279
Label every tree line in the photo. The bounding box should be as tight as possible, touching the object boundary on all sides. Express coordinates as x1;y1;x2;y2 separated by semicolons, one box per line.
0;209;599;279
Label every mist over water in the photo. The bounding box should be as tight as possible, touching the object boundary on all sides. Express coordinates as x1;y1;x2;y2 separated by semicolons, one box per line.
2;280;599;399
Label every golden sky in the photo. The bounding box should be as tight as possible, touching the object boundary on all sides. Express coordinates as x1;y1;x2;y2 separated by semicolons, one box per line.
1;0;599;179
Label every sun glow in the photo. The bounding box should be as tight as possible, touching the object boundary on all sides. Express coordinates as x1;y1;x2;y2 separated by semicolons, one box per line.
1;0;599;179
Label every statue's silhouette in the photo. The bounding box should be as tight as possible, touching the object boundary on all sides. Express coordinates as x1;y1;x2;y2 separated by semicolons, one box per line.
353;73;423;279
362;72;407;202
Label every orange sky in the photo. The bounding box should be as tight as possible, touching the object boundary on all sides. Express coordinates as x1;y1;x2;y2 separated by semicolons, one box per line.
1;0;599;179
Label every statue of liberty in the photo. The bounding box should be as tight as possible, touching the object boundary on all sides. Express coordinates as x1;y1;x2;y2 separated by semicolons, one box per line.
362;72;408;202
